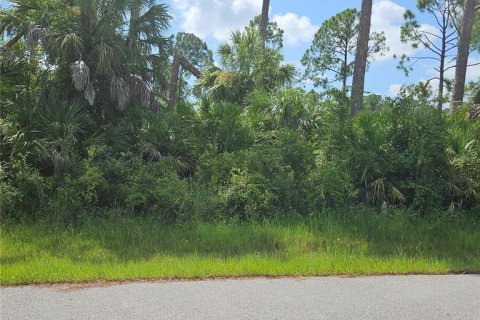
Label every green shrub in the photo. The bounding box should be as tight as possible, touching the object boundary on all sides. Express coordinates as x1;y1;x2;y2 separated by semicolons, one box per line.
44;163;107;224
307;155;357;210
196;130;316;220
219;170;278;221
125;160;190;221
446;105;480;209
81;146;190;222
0;159;51;221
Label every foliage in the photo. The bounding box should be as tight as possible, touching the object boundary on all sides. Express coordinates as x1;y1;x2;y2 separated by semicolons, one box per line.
1;0;479;225
301;8;386;91
246;15;284;50
0;158;50;221
195;27;295;104
173;32;213;99
1;0;172;112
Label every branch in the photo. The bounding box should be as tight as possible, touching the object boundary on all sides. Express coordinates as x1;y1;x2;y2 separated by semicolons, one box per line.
420;30;442;40
327;47;348;57
409;56;441;61
445;37;459;46
431;9;444;30
443;62;480;72
446;1;460;32
312;62;343;76
447;56;456;64
445;29;458;41
401;56;422;74
445;45;457;53
0;33;23;51
414;29;442;55
178;55;201;78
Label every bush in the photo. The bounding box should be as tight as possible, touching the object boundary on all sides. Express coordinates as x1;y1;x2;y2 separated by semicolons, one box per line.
83;146;190;222
197;130;316;220
219;170;278;221
307;155;357;210
44;163;106;224
0;159;51;221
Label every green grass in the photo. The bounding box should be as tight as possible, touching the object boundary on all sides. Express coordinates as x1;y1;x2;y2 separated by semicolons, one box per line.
1;210;479;285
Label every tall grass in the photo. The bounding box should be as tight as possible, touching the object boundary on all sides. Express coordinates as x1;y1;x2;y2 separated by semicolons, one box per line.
1;209;479;285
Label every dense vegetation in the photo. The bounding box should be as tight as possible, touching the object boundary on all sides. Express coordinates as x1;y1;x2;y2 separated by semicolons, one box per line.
1;0;479;227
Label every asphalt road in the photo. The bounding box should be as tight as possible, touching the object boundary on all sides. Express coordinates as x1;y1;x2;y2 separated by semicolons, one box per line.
1;275;479;320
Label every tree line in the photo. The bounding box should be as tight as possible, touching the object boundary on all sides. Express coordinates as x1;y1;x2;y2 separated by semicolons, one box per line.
0;0;479;223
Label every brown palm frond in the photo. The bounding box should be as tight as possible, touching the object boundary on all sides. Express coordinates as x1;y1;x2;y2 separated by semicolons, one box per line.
110;76;130;110
84;82;96;106
366;178;385;205
52;149;70;173
128;75;150;108
468;106;480;120
26;23;48;46
70;60;90;91
391;186;406;204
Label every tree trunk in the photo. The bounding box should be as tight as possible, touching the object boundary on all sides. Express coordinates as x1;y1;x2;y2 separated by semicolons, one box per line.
259;0;270;45
168;51;180;112
127;3;140;41
451;0;476;112
438;60;445;112
168;53;202;112
342;46;348;93
179;56;202;78
437;6;450;113
350;0;372;116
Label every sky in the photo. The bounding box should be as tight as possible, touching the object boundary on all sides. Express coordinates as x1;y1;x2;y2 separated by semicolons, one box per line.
166;0;480;97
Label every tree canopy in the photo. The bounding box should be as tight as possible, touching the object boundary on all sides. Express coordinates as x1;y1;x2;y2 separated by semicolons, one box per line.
301;8;386;92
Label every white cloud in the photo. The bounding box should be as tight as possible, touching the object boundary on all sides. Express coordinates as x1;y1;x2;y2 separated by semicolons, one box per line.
426;56;480;82
371;0;438;61
172;1;318;47
465;58;480;81
446;57;480;81
388;83;402;96
413;56;480;107
272;13;318;47
172;0;262;41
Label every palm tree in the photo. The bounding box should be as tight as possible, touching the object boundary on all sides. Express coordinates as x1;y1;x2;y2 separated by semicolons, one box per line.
195;27;295;104
1;0;173;113
270;88;320;135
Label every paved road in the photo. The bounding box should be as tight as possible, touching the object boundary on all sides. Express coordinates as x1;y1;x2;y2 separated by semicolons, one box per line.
1;275;479;320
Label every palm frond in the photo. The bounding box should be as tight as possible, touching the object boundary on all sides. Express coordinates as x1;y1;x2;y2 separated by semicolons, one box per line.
391;186;406;204
70;60;90;91
110;76;130;110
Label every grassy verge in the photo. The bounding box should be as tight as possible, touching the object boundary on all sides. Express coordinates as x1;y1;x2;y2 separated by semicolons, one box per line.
1;210;479;285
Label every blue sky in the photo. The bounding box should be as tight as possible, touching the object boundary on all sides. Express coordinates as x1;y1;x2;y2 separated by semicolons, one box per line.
167;0;480;97
1;0;478;96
